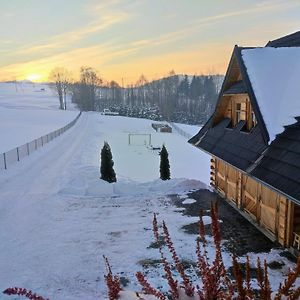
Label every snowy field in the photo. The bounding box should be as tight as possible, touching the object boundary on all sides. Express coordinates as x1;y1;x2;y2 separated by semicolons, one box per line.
0;85;298;299
173;122;201;137
0;82;78;153
0;103;211;299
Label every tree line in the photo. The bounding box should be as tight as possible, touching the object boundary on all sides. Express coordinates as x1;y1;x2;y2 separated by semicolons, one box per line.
49;68;223;125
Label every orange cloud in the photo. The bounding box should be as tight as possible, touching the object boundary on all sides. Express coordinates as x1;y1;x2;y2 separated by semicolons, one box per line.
17;12;129;56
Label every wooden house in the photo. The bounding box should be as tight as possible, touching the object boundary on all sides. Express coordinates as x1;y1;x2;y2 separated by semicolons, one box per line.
189;31;300;254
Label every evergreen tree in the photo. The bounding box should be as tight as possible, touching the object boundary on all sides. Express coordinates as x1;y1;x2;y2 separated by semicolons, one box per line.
160;144;171;180
178;74;189;96
190;76;203;100
100;142;117;183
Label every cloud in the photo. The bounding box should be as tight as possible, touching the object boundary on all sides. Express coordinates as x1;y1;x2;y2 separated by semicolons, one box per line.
0;40;144;81
1;0;300;82
1;40;13;45
86;0;123;14
18;13;129;56
0;36;231;84
1;12;15;18
192;1;299;28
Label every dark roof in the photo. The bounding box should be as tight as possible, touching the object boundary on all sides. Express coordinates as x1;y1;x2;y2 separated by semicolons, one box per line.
189;46;269;171
223;80;247;95
251;118;300;205
189;33;300;203
191;118;267;171
266;31;300;47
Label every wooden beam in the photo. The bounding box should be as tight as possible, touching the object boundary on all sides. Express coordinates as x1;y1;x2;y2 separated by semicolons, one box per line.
287;201;294;247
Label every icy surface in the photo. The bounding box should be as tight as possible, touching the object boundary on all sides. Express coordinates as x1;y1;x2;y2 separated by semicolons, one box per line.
242;47;300;142
0;82;78;152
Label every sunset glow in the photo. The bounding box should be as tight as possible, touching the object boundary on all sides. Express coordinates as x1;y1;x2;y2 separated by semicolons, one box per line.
26;74;42;82
1;0;300;84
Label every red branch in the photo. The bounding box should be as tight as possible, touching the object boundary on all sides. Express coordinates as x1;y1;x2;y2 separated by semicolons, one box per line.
196;203;234;299
106;203;300;300
103;255;122;300
152;213;179;299
245;255;253;298
162;221;194;297
136;272;166;300
275;256;300;299
3;287;49;300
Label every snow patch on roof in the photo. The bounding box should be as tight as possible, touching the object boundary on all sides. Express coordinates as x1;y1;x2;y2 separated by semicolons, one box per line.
241;47;300;142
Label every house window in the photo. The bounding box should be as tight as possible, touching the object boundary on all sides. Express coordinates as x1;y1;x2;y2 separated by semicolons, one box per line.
252;111;257;127
235;102;246;125
236;103;241;123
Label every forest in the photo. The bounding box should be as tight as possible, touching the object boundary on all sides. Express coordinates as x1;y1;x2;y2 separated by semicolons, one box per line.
67;68;223;125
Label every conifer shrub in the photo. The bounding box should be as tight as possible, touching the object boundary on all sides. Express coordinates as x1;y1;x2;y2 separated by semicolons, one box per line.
100;141;117;183
159;144;170;180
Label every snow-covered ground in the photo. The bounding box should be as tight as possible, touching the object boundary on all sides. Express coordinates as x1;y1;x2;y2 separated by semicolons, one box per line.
0;84;298;299
0;103;211;299
0;82;78;153
173;122;201;137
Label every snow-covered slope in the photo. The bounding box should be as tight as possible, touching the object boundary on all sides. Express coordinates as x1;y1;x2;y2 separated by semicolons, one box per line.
0;82;297;300
0;111;210;299
0;82;78;152
242;47;300;142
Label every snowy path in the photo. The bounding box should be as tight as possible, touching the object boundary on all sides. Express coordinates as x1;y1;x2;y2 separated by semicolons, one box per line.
0;113;210;299
0;113;94;298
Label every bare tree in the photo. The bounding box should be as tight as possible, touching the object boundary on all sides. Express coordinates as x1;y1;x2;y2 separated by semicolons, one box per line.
135;74;148;106
48;68;72;110
78;67;102;111
109;80;121;106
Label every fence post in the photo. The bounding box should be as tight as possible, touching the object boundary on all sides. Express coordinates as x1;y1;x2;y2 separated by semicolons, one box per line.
0;111;81;172
3;153;7;170
17;147;20;161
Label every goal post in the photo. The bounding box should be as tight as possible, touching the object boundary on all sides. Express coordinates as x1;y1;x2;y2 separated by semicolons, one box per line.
128;133;152;146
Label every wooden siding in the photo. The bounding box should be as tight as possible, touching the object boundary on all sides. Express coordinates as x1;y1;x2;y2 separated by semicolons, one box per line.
243;175;259;220
260;186;277;235
227;166;238;204
216;159;226;196
211;157;294;247
293;204;300;235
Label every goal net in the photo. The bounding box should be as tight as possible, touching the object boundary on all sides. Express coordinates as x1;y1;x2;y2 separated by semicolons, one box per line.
128;134;152;146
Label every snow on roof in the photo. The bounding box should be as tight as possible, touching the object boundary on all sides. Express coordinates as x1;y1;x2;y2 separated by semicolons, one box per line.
241;47;300;142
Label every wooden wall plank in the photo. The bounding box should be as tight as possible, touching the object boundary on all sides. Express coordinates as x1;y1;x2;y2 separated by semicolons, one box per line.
212;159;295;247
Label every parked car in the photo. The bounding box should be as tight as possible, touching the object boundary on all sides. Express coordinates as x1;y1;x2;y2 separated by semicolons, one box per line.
101;109;119;116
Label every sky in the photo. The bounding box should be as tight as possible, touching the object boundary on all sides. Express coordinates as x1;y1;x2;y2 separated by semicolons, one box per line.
0;0;300;85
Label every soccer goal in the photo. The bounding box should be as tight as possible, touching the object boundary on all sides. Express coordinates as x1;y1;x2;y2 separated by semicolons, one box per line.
128;133;152;146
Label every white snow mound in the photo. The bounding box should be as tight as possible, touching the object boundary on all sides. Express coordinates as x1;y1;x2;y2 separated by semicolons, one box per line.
182;198;197;204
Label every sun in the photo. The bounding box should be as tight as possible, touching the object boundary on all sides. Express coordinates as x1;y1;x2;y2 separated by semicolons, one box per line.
26;73;42;82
